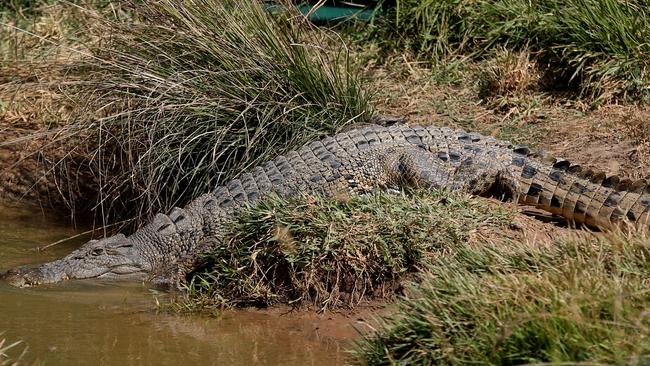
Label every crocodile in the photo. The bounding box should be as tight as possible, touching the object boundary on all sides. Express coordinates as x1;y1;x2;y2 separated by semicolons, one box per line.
3;123;649;288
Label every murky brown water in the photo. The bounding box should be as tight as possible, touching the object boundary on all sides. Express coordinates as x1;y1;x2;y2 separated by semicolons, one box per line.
0;206;357;365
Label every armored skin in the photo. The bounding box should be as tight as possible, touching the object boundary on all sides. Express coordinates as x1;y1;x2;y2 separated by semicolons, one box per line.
3;124;649;287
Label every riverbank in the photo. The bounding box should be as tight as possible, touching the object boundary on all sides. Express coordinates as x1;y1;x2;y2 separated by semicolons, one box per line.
2;1;650;364
0;202;374;365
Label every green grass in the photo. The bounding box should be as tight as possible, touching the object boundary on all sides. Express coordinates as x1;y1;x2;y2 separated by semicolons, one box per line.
31;0;372;228
352;231;650;365
367;0;650;103
174;189;512;312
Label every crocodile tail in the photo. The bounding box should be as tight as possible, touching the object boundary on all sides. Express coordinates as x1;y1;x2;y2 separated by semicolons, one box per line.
511;153;650;230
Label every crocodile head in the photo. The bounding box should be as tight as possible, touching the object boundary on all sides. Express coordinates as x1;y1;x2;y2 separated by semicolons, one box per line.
1;234;151;287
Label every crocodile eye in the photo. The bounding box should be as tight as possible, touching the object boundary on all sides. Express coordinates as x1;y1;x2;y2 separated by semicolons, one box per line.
91;248;105;256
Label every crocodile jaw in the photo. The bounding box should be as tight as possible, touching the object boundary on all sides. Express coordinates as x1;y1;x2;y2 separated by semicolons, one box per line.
2;234;151;287
1;266;63;287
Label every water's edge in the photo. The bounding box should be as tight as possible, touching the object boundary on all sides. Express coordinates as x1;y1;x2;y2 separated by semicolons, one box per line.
0;205;357;365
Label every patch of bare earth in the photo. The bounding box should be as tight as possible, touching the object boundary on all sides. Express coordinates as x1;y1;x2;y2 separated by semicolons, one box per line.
476;201;573;247
542;105;650;179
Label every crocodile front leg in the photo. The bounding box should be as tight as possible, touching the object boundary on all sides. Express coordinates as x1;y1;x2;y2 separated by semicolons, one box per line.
382;145;517;197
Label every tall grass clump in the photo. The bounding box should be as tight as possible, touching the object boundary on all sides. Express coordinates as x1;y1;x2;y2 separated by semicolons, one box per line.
176;189;512;312
43;0;371;228
370;0;650;102
353;232;650;365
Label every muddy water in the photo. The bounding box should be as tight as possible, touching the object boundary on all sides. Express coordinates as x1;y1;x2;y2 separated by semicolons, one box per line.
0;206;357;365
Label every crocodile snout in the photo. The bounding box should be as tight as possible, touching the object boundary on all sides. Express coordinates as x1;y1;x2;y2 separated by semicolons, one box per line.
1;267;48;287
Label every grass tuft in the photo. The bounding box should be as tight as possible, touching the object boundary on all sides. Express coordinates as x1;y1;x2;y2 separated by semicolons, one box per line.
352;231;650;365
175;189;513;312
477;48;541;111
369;0;650;103
26;0;372;228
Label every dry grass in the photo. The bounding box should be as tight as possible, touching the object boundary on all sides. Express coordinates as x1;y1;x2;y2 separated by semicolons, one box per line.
173;189;514;312
0;336;25;366
353;230;650;365
477;48;542;112
2;4;650;364
366;0;650;103
0;2;107;209
1;0;372;228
